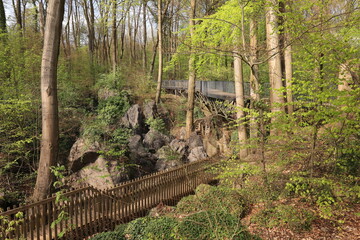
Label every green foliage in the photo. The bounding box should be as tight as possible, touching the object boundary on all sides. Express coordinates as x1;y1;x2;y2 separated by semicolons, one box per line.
253;205;314;232
142;216;178;240
145;117;167;134
97;93;131;125
0;212;24;240
90;231;125;240
176;210;260;240
123;217;151;240
285;176;337;218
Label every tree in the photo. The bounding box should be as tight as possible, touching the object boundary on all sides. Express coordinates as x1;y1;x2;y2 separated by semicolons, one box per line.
155;0;163;104
185;0;197;139
266;0;285;134
32;0;65;201
0;0;6;34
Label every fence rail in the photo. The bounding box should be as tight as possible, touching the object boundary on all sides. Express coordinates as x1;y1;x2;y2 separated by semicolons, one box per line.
0;158;216;240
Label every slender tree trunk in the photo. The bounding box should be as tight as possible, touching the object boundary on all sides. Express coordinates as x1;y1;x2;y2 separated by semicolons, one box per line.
155;0;163;104
284;33;293;114
185;0;197;139
0;0;6;34
111;0;117;75
249;18;260;152
234;50;248;159
266;0;285;131
142;0;147;71
32;0;65;202
39;1;45;37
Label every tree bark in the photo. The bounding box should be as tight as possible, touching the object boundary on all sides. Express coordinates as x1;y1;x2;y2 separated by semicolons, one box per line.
266;0;285;117
249;17;260;151
142;0;147;71
0;0;6;34
234;50;248;159
111;0;117;75
32;0;65;202
155;0;163;104
185;0;197;139
284;33;293;114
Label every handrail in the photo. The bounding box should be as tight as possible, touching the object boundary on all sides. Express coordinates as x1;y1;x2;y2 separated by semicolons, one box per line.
0;157;217;240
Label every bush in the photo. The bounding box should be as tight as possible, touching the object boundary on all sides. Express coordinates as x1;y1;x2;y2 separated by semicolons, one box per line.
176;185;250;218
253;205;315;232
97;93;131;125
176;211;259;240
90;230;125;240
143;216;178;240
123;217;151;240
145;117;167;134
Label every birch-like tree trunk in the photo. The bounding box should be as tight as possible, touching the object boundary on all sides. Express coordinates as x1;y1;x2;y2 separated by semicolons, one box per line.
266;0;285;115
234;50;248;159
155;0;163;104
32;0;65;201
185;0;197;139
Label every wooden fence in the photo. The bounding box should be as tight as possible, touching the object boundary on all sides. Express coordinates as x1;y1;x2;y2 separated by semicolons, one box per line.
0;158;216;240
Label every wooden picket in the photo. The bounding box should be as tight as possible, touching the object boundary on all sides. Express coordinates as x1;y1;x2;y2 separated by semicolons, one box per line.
0;158;216;240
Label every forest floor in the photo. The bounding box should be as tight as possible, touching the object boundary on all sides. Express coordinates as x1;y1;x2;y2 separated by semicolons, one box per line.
242;202;360;240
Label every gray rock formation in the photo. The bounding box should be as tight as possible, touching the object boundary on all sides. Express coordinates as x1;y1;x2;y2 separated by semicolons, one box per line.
188;132;204;150
143;100;156;120
68;138;100;173
188;146;208;162
170;139;187;155
143;129;171;151
121;104;144;132
155;146;183;171
128;134;156;175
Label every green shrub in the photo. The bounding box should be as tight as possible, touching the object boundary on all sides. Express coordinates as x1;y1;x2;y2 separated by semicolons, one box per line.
90;230;125;240
176;185;249;218
145;117;167;133
252;205;315;232
143;216;178;240
97;93;131;125
123;217;151;240
176;211;259;240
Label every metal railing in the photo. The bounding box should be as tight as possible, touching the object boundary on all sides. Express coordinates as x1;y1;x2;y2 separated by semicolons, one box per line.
0;158;216;240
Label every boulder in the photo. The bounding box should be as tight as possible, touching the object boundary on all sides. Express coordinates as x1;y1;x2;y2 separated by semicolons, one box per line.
143;129;171;151
188;146;208;162
203;138;218;157
128;134;156;175
68;138;100;173
128;135;148;156
169;139;187;155
143;100;157;120
121;104;144;132
188;132;204;150
77;156;115;190
155;146;183;171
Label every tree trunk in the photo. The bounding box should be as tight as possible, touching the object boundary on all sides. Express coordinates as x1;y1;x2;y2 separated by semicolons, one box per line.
142;0;147;71
266;0;285;121
155;0;163;104
185;0;197;139
284;33;293;114
32;0;65;202
0;0;6;33
111;0;117;75
249;18;260;151
39;1;45;37
234;50;248;159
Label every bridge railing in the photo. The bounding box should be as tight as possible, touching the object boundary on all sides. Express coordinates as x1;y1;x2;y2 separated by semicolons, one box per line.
0;158;216;240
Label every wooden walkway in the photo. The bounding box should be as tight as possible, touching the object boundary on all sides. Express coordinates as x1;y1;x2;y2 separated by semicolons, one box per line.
0;158;216;240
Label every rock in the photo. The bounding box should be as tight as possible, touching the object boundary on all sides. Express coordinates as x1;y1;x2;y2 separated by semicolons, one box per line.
67;156;130;190
155;146;183;171
169;139;187;155
121;104;144;132
188;132;203;150
77;156;115;190
178;127;187;140
143;100;156;120
68;138;100;173
203;138;218;157
128;135;148;156
188;146;208;162
143;129;171;151
128;135;156;175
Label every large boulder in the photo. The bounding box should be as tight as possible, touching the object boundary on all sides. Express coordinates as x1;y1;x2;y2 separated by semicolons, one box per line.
68;138;100;173
188;146;208;162
188;132;204;150
121;104;144;132
67;156;130;190
155;146;183;171
143;100;157;120
169;139;187;155
143;129;171;151
128;135;156;176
